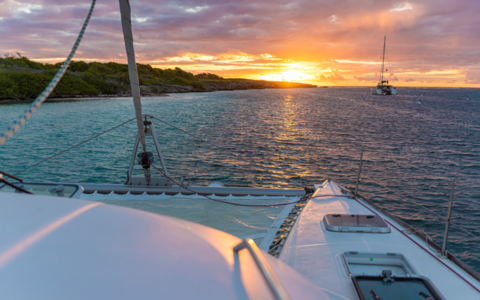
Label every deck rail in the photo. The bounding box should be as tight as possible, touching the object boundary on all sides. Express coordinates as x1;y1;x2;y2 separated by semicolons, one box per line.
234;238;291;300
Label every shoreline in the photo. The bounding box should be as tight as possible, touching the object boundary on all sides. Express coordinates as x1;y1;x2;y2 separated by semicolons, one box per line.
0;94;169;105
0;86;318;105
0;97;125;105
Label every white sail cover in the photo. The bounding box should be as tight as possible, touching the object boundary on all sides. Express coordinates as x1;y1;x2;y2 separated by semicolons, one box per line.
119;0;146;151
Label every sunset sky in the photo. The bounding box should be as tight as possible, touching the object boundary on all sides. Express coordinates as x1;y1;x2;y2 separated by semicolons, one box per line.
1;0;479;87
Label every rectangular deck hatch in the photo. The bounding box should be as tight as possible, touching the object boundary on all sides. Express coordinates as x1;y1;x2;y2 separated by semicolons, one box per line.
323;214;390;233
343;252;417;276
352;275;443;300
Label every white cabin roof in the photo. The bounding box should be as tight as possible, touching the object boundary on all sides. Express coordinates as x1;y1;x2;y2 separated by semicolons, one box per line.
279;181;480;300
0;192;335;300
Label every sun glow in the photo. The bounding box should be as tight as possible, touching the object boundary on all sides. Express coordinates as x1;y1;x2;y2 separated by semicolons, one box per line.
258;70;315;82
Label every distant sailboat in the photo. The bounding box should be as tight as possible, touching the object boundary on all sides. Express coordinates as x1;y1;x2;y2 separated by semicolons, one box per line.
371;36;397;95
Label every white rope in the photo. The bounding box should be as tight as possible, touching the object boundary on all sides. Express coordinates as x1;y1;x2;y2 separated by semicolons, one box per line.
0;0;97;146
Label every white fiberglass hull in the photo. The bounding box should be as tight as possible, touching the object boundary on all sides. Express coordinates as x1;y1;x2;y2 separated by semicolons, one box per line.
371;88;397;95
267;181;480;300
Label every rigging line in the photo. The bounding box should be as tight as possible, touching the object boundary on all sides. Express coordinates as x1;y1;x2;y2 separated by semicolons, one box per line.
147;115;306;183
146;115;211;145
361;174;480;240
150;115;353;188
458;235;480;244
329;173;357;181
150;162;350;207
0;0;97;146
362;173;442;210
294;128;455;186
362;173;448;219
148;114;360;183
150;163;305;207
14;118;136;175
356;143;462;182
385;46;391;73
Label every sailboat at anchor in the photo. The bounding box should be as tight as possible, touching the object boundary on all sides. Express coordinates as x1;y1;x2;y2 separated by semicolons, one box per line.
371;36;397;95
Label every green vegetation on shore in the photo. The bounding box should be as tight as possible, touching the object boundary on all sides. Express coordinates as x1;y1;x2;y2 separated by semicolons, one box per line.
0;53;316;101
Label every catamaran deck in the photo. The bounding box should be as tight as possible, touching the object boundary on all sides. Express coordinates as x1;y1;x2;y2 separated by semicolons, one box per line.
275;181;480;299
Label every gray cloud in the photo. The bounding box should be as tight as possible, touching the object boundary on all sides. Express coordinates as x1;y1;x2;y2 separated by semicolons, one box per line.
0;0;479;85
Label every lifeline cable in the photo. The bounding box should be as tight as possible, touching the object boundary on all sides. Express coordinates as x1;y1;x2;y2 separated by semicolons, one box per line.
0;0;96;146
362;173;480;241
14;118;136;175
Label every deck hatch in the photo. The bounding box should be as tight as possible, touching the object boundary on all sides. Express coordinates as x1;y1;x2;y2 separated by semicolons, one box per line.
352;275;443;300
342;252;417;276
323;214;391;233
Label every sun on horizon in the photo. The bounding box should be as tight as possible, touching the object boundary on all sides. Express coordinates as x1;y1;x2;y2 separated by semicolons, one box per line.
257;70;316;83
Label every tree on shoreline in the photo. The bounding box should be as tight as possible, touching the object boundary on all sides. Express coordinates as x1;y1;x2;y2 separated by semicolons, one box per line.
0;55;208;99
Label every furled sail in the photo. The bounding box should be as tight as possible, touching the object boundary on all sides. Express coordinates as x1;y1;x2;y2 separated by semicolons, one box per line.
119;0;146;152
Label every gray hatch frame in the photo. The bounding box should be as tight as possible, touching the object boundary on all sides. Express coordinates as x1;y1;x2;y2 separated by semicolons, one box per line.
322;214;391;233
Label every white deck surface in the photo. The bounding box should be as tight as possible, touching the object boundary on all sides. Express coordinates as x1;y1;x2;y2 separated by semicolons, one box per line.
0;192;333;300
278;181;480;300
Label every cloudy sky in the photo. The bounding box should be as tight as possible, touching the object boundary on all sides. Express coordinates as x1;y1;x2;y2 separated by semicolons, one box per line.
1;0;479;87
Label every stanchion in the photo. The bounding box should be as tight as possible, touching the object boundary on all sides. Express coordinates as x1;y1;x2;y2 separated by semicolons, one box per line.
441;179;455;256
354;146;365;197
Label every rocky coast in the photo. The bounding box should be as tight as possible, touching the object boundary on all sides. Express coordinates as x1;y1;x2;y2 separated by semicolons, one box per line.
139;79;317;94
0;56;317;103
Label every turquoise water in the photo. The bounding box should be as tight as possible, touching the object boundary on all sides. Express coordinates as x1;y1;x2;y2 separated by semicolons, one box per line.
1;88;479;270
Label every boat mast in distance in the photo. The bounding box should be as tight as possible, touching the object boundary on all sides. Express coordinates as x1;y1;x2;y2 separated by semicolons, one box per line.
381;36;386;84
371;36;397;96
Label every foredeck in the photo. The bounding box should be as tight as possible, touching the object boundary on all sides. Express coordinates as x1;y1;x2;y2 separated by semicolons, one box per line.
278;181;480;299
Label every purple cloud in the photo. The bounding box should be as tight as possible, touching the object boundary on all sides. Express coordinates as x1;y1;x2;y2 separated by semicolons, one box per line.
1;0;479;86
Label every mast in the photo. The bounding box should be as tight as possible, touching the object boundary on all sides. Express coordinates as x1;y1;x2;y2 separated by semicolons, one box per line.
381;36;386;84
119;0;146;154
119;0;171;185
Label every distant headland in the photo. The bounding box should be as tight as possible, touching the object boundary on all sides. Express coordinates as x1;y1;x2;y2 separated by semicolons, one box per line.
0;54;317;103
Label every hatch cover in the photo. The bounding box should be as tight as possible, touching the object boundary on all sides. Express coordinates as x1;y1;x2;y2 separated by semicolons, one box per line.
322;214;391;233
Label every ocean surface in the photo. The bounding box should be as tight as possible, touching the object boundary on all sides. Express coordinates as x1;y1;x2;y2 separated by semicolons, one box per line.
1;87;479;270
